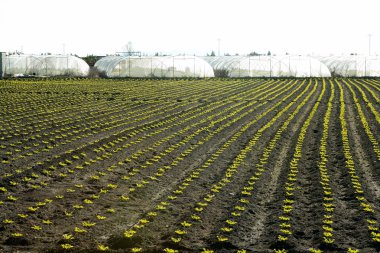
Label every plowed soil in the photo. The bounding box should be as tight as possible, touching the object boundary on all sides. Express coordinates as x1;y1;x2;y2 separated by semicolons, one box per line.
0;78;379;252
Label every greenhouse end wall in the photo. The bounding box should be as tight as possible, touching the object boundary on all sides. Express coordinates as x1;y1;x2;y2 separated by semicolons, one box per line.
0;52;4;78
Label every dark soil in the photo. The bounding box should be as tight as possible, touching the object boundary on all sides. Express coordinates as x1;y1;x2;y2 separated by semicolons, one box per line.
0;78;379;252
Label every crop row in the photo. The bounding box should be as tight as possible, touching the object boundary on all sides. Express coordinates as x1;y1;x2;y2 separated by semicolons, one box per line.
0;78;379;252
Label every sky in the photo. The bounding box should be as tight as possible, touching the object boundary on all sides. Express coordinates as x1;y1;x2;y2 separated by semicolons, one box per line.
0;0;379;57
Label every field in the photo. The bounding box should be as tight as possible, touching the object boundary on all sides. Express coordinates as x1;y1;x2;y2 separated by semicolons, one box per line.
0;78;379;253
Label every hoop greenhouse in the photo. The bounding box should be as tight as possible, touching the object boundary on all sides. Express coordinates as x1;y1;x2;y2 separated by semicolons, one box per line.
318;55;380;77
203;56;331;77
2;54;90;77
94;56;214;78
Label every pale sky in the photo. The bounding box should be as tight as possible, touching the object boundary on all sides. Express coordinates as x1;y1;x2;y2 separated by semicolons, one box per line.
1;0;379;57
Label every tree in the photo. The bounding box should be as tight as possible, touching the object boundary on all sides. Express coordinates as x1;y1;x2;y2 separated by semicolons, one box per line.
249;51;260;56
82;55;102;67
267;51;271;56
210;50;216;56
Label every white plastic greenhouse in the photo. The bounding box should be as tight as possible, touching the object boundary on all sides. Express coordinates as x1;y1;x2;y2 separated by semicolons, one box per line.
2;54;90;77
203;56;331;77
0;52;5;78
94;56;214;78
317;55;380;77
